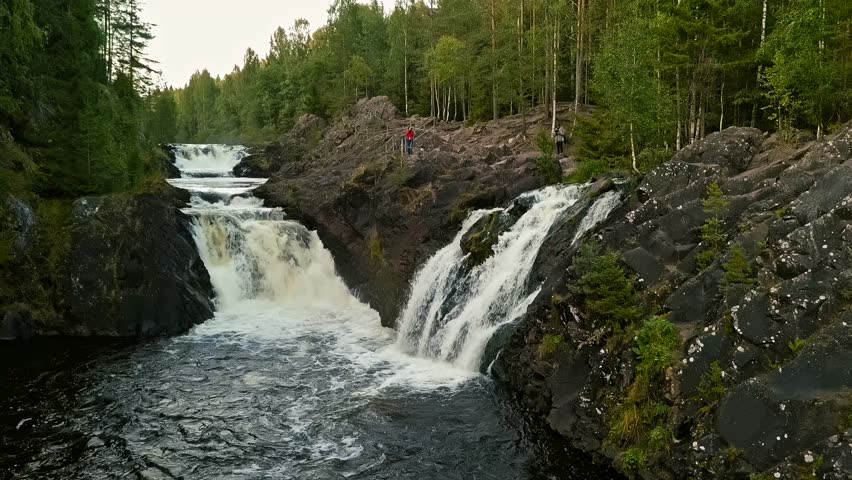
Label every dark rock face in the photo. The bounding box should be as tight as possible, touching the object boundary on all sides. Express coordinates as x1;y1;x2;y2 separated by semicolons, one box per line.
160;144;182;179
4;195;35;259
58;193;214;336
255;97;560;326
496;123;852;479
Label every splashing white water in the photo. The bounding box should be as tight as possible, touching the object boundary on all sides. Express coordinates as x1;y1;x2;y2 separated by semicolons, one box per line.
396;184;622;371
573;190;622;243
172;144;248;178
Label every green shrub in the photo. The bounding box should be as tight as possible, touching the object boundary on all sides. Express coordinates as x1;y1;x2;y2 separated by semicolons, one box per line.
575;244;643;328
648;425;673;453
610;403;643;444
635;316;681;380
621;448;648;474
575;113;630;162
535;130;562;185
698;182;730;270
724;244;755;285
539;334;565;358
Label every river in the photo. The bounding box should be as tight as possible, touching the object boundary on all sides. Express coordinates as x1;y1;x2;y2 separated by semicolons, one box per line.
0;145;620;480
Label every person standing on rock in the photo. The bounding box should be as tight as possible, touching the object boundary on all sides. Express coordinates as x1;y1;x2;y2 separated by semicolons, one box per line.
555;125;566;155
405;127;415;156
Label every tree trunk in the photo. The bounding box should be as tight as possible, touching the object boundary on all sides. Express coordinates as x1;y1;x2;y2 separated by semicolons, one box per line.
574;0;584;116
752;0;768;127
630;122;639;173
404;23;409;117
491;0;498;121
719;81;725;131
551;18;559;134
676;70;682;151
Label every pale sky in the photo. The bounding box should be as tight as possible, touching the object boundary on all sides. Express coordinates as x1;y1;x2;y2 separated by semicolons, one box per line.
144;1;393;88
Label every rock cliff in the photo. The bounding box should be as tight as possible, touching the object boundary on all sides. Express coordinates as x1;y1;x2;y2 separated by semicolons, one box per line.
254;97;567;325
497;124;852;479
0;185;214;339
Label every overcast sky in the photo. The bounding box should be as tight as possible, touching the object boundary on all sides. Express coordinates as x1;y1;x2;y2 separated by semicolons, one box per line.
144;0;393;87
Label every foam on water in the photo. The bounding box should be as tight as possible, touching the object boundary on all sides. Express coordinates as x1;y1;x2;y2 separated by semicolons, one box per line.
396;184;623;371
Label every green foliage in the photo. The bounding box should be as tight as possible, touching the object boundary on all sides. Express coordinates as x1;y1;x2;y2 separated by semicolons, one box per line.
539;334;564;358
698;183;730;270
636;147;672;174
788;337;807;356
724;244;755;285
621;448;648;474
535;130;562;185
775;208;788;219
609;316;678;462
696;361;727;416
761;0;852;136
635;316;681;381
648;425;673;453
575;114;630;163
575;244;644;328
346;55;375;99
703;182;730;218
591;3;675;161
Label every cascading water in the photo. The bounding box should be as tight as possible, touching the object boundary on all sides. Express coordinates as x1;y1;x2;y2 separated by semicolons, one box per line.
0;143;621;479
396;185;622;371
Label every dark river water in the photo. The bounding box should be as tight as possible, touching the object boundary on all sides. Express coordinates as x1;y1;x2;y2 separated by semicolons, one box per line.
0;308;619;480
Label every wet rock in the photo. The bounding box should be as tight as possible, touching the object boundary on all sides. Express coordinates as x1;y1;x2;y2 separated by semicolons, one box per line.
0;304;35;341
460;212;515;267
587;178;615;199
160;144;181;179
623;247;665;284
86;437;105;449
62;194;214;336
4;195;35;259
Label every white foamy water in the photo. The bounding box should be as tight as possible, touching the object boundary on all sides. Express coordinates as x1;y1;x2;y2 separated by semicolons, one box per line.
396;184;622;371
167;144;477;393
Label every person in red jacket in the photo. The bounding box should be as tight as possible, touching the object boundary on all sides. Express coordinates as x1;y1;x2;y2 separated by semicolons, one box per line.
405;127;415;156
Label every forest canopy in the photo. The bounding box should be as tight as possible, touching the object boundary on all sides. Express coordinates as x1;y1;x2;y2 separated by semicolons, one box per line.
0;0;170;197
170;0;852;154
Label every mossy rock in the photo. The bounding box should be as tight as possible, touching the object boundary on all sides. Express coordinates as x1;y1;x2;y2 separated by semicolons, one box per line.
460;212;514;267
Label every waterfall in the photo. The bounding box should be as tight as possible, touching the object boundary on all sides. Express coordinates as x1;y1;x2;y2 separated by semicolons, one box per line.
396;185;622;371
172;144;248;178
167;144;360;313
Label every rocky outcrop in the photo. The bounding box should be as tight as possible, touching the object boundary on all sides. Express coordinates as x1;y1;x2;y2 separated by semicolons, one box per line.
58;192;213;336
0;186;214;339
256;97;568;325
233;114;326;178
497;124;852;479
160;144;182;179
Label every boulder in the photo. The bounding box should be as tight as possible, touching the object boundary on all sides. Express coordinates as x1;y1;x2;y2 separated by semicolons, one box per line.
62;194;214;336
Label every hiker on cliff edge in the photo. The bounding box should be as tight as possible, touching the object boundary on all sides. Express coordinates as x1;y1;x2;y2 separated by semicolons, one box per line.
405;127;415;156
555;125;566;155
